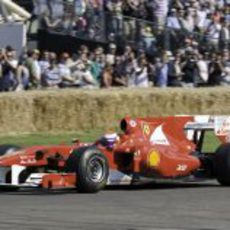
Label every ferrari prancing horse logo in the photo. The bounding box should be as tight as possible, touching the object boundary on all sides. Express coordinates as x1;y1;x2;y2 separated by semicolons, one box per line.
143;124;150;136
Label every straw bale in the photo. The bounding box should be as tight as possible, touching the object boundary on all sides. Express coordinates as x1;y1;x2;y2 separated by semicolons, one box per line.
0;87;229;134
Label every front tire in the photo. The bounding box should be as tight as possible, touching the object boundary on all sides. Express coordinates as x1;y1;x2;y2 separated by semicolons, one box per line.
214;143;230;186
66;147;109;193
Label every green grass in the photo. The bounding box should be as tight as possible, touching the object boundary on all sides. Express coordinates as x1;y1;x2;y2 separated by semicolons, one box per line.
202;131;221;152
0;129;104;147
0;129;221;152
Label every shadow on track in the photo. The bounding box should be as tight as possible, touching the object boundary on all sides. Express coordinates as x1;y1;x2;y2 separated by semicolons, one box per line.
106;181;220;191
0;181;220;196
0;188;77;196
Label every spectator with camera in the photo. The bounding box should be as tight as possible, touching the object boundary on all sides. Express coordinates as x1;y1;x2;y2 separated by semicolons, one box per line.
0;47;18;91
208;52;223;86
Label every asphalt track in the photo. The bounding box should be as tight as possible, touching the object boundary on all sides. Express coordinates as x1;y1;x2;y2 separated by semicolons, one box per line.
0;181;229;230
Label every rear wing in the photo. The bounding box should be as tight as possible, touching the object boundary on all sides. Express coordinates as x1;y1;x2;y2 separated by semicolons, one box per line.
183;115;230;143
185;122;214;131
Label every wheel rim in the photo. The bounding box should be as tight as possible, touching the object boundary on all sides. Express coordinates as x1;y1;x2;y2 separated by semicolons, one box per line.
87;156;105;183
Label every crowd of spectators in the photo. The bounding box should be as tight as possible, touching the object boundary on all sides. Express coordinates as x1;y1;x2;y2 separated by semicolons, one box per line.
0;43;230;91
0;0;230;91
32;0;105;41
31;0;230;54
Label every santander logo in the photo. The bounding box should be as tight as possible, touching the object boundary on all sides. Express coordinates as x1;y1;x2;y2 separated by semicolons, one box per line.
150;125;170;145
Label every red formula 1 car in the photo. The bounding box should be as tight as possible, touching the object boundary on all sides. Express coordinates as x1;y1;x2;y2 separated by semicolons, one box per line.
0;115;230;193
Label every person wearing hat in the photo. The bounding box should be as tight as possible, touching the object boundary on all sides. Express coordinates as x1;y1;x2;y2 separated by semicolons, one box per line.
139;26;156;54
25;49;41;88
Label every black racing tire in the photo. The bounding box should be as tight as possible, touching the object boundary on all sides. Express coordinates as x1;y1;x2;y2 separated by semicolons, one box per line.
65;147;109;193
214;143;230;186
0;144;21;156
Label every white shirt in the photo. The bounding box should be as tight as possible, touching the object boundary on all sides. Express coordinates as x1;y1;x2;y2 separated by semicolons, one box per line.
167;16;181;29
39;60;50;74
197;60;208;82
44;67;62;86
208;23;222;40
134;67;149;87
8;59;18;69
222;27;230;40
180;16;194;32
58;63;71;77
33;60;41;78
196;10;207;29
106;54;115;65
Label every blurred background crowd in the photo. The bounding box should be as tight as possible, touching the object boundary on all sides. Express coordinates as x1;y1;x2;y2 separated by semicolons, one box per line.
0;0;229;91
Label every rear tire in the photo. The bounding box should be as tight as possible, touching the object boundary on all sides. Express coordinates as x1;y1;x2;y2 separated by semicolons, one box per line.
66;147;109;193
214;143;230;186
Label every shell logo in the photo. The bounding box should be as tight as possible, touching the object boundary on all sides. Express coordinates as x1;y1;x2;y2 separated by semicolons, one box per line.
149;150;160;167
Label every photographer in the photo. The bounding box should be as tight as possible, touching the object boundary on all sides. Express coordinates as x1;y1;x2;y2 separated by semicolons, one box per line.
168;52;184;87
195;53;209;86
0;47;18;92
181;51;198;87
208;53;223;86
70;53;98;88
133;57;149;87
